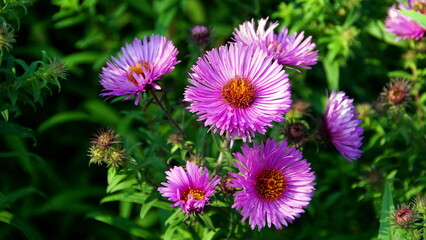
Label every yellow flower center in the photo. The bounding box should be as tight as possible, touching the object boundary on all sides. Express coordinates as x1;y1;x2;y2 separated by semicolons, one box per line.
221;76;256;108
256;168;286;201
413;2;426;14
127;61;150;86
181;188;205;201
388;88;406;105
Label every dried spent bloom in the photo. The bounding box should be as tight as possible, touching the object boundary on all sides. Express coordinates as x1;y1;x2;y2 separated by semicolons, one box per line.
218;174;235;195
320;91;364;162
158;161;220;214
232;17;318;70
90;129;122;149
282;121;309;146
99;35;180;105
184;43;292;144
191;25;211;46
287;100;312;119
380;78;412;107
0;22;16;53
228;139;316;231
385;0;426;41
188;152;204;164
391;203;417;229
167;133;183;145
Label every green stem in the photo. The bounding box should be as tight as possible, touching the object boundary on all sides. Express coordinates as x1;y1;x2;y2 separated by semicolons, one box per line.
149;88;186;140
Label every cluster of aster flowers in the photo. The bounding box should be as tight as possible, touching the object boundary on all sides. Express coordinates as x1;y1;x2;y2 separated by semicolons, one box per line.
385;0;426;41
97;17;365;231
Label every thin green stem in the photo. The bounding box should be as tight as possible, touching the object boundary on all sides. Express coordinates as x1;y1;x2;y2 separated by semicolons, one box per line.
149;88;186;140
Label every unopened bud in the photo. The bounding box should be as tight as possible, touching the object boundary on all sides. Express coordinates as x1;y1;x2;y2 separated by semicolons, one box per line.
191;25;210;47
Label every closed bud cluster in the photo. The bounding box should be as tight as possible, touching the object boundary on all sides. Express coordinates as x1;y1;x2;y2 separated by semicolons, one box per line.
37;57;68;87
356;103;374;119
413;194;426;216
0;22;15;53
88;129;126;168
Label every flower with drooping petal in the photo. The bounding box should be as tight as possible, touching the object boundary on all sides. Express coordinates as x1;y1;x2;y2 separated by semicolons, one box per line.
184;43;292;143
228;139;316;231
232;17;318;70
320;91;364;162
99;34;179;105
385;0;426;41
158;161;220;214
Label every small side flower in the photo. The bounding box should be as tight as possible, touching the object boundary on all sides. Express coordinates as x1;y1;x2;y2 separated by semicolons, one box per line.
158;161;220;216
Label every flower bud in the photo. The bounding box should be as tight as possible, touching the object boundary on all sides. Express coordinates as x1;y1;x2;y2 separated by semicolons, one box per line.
191;25;210;47
380;78;412;107
0;22;15;53
391;203;417;229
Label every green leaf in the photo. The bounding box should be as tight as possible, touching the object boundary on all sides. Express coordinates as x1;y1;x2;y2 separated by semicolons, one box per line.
87;212;154;239
101;191;149;205
0;121;35;141
198;213;215;230
140;198;158;220
1;109;9;121
399;10;426;29
82;99;120;127
106;170;137;193
37;111;92;133
0;211;43;240
323;54;340;91
378;181;394;240
0;187;45;210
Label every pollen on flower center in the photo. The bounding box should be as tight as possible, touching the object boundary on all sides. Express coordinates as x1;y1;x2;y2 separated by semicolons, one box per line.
181;188;205;201
388;89;405;104
221;76;256;108
127;61;150;86
413;2;426;14
256;168;286;201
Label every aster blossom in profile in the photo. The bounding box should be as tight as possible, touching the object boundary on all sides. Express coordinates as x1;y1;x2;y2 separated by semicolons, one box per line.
228;139;316;231
184;43;292;143
385;0;426;41
99;34;179;105
232;17;318;70
321;91;364;162
158;161;220;214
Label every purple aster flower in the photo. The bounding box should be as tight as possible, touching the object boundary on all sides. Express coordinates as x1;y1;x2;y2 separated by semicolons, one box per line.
385;0;426;41
228;139;316;231
158;161;220;214
184;43;292;143
99;34;179;105
320;91;364;162
232;17;318;70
